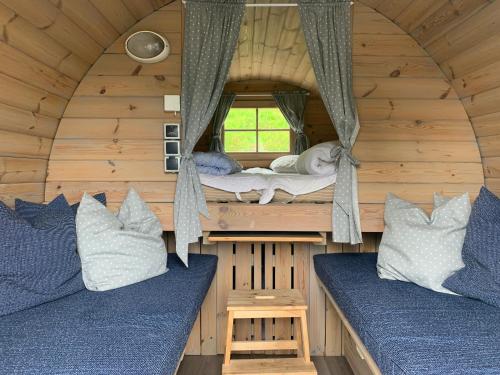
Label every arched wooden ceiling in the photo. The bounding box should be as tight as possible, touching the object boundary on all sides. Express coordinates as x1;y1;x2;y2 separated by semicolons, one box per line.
230;0;500;194
0;0;499;206
0;0;176;205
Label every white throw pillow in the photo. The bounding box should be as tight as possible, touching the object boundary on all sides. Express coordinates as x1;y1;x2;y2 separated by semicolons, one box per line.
377;193;471;294
270;155;299;173
76;189;168;291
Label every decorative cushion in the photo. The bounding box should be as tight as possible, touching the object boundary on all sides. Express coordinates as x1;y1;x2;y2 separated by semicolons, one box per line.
0;196;84;317
16;193;107;220
270;155;299;173
193;151;242;176
377;192;471;294
76;189;168;292
443;187;500;307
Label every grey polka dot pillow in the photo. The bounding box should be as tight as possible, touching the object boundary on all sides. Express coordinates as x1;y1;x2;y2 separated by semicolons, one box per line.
76;189;168;291
377;192;471;294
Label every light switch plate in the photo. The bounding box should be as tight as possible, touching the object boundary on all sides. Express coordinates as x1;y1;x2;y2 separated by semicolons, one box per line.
164;95;180;112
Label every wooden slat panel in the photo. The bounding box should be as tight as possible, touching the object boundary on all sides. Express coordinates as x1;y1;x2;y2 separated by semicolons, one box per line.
0;182;44;206
486;178;500;195
471;112;500;138
358;162;483;184
440;34;500;79
185;241;202;355
0;41;77;99
0;130;52;159
357;99;468;121
463;86;500;118
56;0;119;47
352;34;426;57
483;157;500;179
354;141;480;162
394;0;447;32
55;118;177;139
0;102;58;138
354;77;456;99
216;243;234;354
308;244;326;355
478;135;500;158
200;244;218;355
426;1;500;63
451;60;500;98
121;0;154;20
274;243;293;353
411;0;490;47
357;120;475;141
234;244;253;350
353;55;443;78
0;157;47;183
75;76;181;97
90;0;136;34
0;0;103;64
63;97;166;118
88;54;182;76
0;4;89;80
0;73;67;118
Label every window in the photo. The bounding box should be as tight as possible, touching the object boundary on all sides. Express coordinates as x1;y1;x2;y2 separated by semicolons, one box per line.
223;108;290;153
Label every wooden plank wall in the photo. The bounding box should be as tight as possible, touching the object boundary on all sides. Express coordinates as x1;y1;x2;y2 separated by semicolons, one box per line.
50;3;485;223
167;232;382;356
0;0;172;206
358;0;500;196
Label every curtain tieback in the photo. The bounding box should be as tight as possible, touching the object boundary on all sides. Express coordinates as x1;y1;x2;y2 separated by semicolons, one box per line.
331;146;360;167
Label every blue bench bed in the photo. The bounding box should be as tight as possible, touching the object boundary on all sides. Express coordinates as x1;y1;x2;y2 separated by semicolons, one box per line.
314;253;500;375
0;253;217;375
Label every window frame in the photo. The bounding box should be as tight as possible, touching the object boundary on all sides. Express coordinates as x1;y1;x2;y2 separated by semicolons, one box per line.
222;105;292;154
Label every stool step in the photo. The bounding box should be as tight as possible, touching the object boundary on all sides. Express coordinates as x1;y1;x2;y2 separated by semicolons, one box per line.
222;358;317;375
232;340;298;351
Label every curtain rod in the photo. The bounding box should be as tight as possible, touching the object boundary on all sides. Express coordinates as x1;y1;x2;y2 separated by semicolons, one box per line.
182;2;354;7
234;93;310;97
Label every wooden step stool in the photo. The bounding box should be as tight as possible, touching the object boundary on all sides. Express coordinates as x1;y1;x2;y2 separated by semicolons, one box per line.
222;289;317;375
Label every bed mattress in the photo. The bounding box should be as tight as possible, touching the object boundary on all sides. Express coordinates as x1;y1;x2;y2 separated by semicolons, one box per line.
314;253;500;375
0;253;217;375
200;168;336;204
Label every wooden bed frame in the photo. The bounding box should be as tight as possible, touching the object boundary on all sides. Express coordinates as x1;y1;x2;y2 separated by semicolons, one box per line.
318;279;382;375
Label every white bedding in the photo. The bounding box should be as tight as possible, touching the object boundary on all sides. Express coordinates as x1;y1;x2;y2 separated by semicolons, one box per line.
199;167;336;204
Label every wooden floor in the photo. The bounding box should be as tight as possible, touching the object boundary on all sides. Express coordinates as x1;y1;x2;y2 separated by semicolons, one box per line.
177;355;354;375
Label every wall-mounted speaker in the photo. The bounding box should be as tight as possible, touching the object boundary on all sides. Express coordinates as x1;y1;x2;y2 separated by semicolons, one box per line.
125;31;170;64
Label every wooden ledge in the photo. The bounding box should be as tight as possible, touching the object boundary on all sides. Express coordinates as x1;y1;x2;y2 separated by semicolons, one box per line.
203;231;327;245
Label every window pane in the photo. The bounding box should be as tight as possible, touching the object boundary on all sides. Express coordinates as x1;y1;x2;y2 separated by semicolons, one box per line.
258;108;289;130
224;131;256;152
224;108;257;130
258;131;290;152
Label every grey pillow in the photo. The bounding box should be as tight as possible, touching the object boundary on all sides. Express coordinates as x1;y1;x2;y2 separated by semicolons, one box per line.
377;192;471;294
76;189;168;291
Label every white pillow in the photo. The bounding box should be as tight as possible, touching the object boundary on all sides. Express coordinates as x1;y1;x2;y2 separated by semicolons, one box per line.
377;192;471;294
76;189;167;291
270;155;299;173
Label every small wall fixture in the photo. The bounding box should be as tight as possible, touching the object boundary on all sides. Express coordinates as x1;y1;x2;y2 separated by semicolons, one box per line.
125;31;170;63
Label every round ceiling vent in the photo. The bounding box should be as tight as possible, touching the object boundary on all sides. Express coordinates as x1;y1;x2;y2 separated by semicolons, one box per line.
125;31;170;64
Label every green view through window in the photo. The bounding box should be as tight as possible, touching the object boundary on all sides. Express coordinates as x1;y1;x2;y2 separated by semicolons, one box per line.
223;108;290;153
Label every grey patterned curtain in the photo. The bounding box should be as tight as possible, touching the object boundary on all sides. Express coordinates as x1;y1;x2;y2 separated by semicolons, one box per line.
209;93;236;152
272;91;310;155
174;0;245;266
298;0;362;244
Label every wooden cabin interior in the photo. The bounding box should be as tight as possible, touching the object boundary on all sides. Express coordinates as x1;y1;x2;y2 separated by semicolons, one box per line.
1;0;499;374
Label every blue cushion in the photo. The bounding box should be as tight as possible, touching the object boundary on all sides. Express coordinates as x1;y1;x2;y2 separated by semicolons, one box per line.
15;193;107;219
443;187;500;307
314;253;500;375
0;196;85;317
194;151;242;176
0;253;217;375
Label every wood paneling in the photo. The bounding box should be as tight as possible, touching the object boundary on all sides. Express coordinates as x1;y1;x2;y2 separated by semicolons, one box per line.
359;0;500;195
47;2;483;236
0;0;168;205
